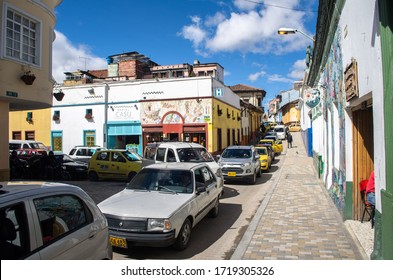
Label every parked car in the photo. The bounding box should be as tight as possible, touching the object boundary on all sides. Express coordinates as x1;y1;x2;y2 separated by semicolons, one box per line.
88;149;143;181
98;162;223;250
255;146;272;171
259;139;283;155
26;154;88;180
217;145;261;184
274;125;286;140
15;148;47;160
0;181;112;260
144;142;224;189
68;145;104;163
256;144;275;161
9;140;50;152
288;122;301;132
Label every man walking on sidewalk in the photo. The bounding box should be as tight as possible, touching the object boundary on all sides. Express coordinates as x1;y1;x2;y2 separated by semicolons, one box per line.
287;132;293;148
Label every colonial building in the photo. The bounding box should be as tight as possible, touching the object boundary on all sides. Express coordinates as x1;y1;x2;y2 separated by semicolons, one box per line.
1;0;62;180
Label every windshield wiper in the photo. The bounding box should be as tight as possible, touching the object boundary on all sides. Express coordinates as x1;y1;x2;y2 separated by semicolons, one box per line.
157;186;177;194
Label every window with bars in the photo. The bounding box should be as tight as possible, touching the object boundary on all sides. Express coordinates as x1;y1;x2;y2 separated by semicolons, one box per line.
5;6;40;65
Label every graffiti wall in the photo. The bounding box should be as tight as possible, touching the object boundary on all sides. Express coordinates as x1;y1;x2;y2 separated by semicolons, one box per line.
141;99;211;124
321;26;347;213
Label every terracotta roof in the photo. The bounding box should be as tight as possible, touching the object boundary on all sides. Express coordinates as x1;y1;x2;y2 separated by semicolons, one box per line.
87;69;108;78
229;84;266;93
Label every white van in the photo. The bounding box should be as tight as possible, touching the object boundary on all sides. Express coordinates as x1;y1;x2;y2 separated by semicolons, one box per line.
9;140;49;151
274;125;286;140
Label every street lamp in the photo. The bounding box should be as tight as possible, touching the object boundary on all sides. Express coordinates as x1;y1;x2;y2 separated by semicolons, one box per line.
277;27;315;42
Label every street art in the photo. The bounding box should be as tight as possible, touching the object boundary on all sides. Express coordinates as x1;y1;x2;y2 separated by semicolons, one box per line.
141;99;211;124
321;26;347;214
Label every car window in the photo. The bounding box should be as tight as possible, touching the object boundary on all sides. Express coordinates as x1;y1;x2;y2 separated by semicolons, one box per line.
97;152;109;161
69;148;76;155
122;151;142;161
167;149;176;162
156;148;166;161
9;143;22;150
177;148;214;162
76;149;86;156
256;148;267;155
87;149;96;156
201;166;215;185
112;152;126;163
0;203;30;260
33;195;93;245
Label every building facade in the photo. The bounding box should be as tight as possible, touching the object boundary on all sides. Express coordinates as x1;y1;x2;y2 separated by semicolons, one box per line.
0;0;62;180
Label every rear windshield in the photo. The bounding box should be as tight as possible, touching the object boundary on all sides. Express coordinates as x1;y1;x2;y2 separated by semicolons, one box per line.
221;148;252;159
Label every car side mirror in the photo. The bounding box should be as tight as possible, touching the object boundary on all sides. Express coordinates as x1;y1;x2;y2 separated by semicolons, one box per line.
196;185;207;194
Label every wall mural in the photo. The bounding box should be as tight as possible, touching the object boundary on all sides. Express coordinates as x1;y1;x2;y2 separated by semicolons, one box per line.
141;99;211;124
322;26;346;213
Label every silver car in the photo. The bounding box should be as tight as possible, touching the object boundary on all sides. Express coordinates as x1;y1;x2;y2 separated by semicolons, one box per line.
218;145;261;184
98;162;223;250
0;182;112;260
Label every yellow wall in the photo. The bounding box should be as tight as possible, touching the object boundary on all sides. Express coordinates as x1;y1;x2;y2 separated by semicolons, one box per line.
9;109;52;147
282;104;300;124
210;100;241;153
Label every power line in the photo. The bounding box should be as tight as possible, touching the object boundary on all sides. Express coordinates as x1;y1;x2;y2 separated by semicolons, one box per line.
243;0;317;13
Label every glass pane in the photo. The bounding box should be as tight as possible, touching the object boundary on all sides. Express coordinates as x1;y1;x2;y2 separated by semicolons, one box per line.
7;10;13;19
22;18;29;27
15;14;21;23
6;20;13;29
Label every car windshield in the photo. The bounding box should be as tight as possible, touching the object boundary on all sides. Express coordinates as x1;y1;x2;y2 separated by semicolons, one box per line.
221;148;252;159
127;169;193;194
177;148;214;162
256;148;267;155
122;150;142;161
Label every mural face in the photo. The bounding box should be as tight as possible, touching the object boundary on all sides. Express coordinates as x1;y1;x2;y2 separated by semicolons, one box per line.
141;99;211;124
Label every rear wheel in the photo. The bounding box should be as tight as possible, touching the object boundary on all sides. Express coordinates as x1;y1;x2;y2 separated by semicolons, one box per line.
88;171;99;181
173;219;192;250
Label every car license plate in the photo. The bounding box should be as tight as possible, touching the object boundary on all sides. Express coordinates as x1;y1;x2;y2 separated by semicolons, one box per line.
228;172;236;176
109;236;128;248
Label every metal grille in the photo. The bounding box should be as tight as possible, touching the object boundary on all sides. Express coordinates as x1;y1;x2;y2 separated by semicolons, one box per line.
222;167;244;173
106;216;147;232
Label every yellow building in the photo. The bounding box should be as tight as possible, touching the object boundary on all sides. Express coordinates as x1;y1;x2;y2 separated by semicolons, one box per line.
0;0;62;180
9;109;52;147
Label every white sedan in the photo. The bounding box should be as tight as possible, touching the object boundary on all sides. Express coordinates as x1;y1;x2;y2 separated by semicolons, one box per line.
98;162;223;250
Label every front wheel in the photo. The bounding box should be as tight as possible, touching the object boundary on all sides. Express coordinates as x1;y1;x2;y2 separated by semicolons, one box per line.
173;219;192;250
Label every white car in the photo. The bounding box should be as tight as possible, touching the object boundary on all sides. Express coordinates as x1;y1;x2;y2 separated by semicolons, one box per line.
98;162;223;250
144;142;224;189
273;125;286;140
0;182;112;260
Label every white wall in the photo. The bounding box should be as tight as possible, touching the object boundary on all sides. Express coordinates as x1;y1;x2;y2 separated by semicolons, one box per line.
340;0;385;209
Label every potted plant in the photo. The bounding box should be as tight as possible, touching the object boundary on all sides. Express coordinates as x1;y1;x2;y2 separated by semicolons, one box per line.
53;114;60;121
53;90;65;101
85;113;93;119
21;71;36;85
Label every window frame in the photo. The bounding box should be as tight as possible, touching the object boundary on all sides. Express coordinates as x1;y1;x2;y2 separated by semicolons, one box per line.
2;3;42;67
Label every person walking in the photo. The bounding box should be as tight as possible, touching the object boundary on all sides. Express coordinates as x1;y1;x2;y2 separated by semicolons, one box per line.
287;132;293;148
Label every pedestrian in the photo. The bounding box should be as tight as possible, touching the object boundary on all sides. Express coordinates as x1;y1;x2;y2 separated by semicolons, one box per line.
287;132;293;148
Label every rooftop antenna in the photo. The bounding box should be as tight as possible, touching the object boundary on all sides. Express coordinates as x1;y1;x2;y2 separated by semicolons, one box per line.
79;56;90;71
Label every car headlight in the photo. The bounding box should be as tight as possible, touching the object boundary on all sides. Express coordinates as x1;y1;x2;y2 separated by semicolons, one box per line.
147;218;172;231
216;168;223;177
241;162;251;167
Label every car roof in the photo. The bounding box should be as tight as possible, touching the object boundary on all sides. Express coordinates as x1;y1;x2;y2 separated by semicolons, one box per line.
225;145;254;149
143;162;208;171
157;142;204;148
0;181;84;202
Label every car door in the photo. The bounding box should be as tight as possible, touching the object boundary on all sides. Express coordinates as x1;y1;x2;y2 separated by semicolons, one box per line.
29;194;108;260
109;151;128;179
193;166;217;223
92;151;111;178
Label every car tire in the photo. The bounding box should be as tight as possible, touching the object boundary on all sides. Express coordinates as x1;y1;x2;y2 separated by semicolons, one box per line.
257;167;261;178
209;197;219;218
88;171;99;181
173;218;192;251
128;171;137;181
249;172;256;184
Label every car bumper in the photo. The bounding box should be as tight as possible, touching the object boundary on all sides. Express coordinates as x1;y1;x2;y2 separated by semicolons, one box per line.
109;229;176;247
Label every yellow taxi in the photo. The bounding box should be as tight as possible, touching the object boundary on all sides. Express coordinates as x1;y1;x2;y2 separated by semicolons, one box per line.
259;139;283;155
88;149;143;181
255;146;272;171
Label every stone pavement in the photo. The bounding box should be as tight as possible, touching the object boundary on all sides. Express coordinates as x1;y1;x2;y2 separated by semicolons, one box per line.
231;131;365;260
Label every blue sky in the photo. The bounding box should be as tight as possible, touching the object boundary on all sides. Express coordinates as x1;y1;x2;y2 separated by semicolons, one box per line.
53;0;318;110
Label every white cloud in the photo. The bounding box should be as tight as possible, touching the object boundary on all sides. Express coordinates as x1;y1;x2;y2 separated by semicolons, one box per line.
52;31;106;83
288;59;306;80
179;0;312;55
248;70;266;81
268;74;293;83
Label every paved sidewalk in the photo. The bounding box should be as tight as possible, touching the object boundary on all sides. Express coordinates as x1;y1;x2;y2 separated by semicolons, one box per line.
231;132;364;260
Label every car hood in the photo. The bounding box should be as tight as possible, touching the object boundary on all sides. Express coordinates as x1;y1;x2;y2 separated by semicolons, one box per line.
62;161;87;168
219;158;251;165
98;190;192;218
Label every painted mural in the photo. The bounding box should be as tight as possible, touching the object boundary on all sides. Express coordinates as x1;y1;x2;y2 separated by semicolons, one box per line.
141;99;211;124
321;26;346;213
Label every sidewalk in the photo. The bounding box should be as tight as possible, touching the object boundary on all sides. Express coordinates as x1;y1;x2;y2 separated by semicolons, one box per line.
231;132;366;260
